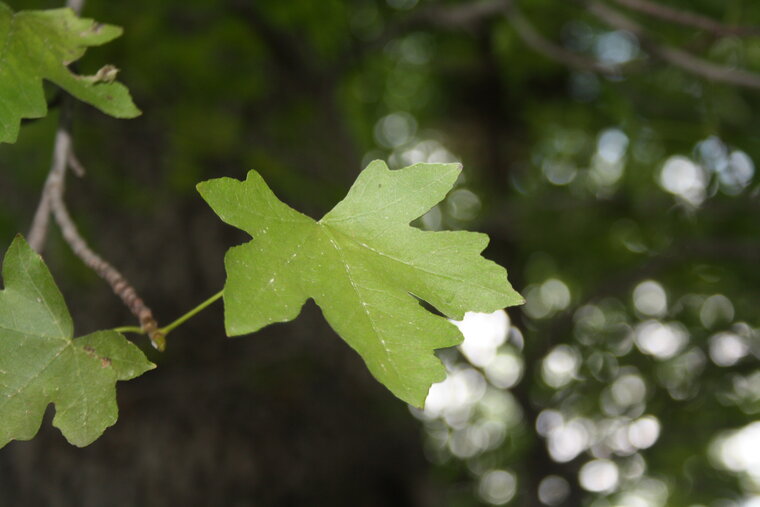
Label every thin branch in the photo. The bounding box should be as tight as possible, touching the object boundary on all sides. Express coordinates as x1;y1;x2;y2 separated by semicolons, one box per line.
351;0;760;89
583;0;760;89
26;129;66;252
67;150;86;177
373;0;760;89
649;44;760;88
612;0;760;37
29;125;166;349
27;134;84;248
503;1;618;75
49;169;165;350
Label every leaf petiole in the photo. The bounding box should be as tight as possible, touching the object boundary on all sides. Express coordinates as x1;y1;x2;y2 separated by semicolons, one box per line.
113;326;144;334
112;290;224;341
159;290;224;336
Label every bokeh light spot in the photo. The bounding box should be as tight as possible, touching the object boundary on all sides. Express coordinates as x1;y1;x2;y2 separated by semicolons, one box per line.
659;155;706;206
628;415;661;449
453;310;510;368
446;188;481;221
700;294;735;329
374;112;416;148
633;280;667;317
538;475;571;506
709;332;749;367
594;31;639;65
479;469;517;505
542;345;581;388
579;459;620;493
485;351;524;389
634;321;688;359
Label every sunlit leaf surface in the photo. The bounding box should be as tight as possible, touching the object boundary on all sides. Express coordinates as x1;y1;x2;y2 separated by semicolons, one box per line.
198;161;522;406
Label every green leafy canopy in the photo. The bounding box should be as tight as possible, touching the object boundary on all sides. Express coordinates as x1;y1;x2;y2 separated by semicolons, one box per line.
0;236;154;448
0;2;140;143
198;161;523;407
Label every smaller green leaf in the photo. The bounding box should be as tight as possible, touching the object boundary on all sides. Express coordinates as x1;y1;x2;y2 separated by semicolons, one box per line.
0;3;141;143
0;236;154;448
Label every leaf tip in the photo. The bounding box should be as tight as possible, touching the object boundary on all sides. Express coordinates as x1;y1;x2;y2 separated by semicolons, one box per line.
8;234;34;258
195;177;220;200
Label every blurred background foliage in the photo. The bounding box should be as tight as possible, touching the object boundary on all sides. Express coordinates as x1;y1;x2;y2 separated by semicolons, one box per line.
0;0;759;505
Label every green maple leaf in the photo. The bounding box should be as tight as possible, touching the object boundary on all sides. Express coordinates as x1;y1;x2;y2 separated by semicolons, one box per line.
0;2;140;143
198;161;523;407
0;236;154;447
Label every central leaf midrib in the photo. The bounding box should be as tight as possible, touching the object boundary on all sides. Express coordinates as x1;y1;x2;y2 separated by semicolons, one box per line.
318;225;402;384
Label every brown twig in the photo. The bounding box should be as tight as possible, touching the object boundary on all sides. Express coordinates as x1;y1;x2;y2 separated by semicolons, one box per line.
29;127;165;350
25;0;164;350
612;0;760;37
26;146;60;252
583;0;760;89
50;179;165;349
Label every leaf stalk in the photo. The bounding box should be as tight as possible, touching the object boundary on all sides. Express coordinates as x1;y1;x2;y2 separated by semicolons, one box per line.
113;290;224;347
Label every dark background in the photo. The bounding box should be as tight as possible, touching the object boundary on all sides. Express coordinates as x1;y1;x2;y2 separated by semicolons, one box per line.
0;0;759;505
